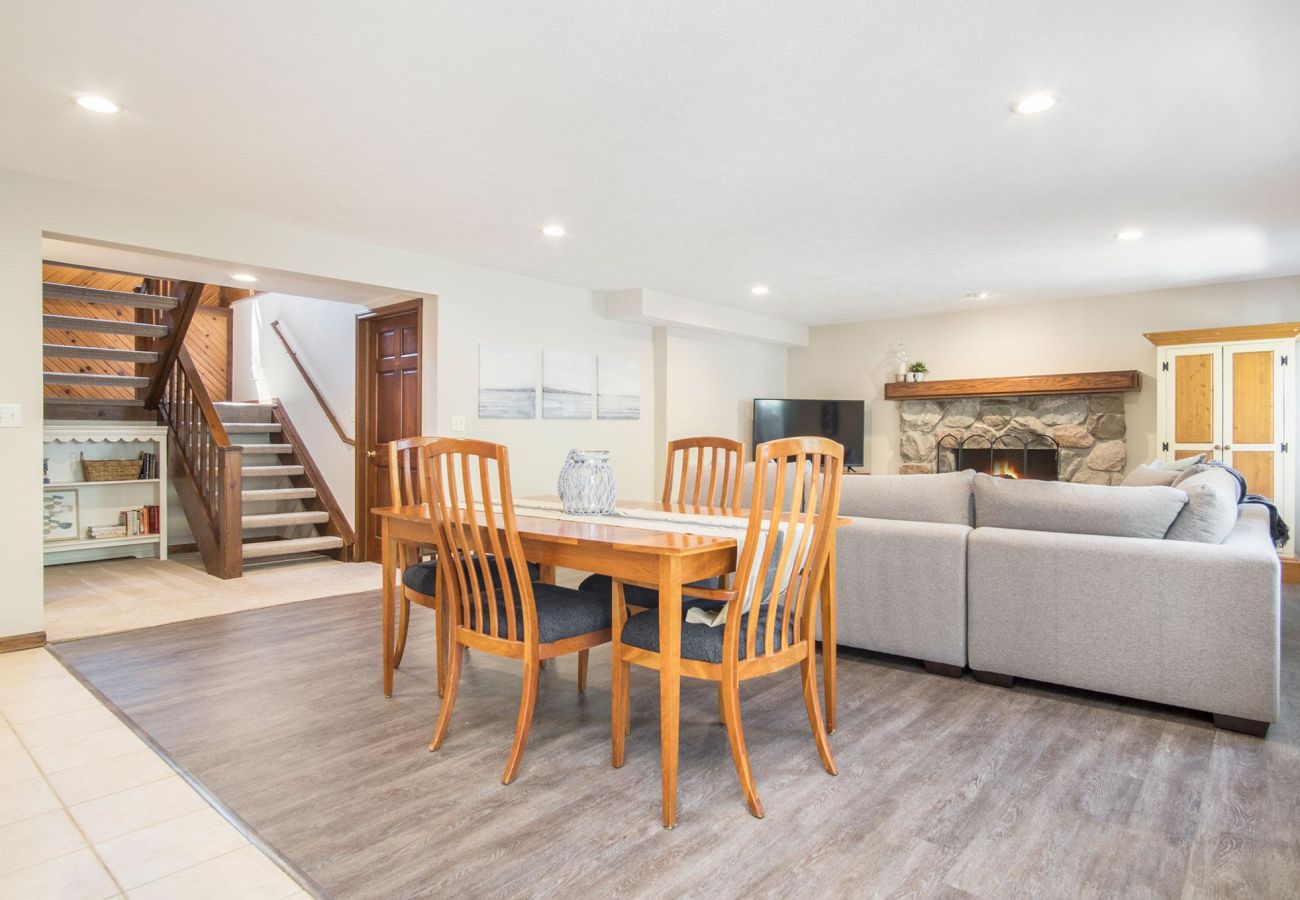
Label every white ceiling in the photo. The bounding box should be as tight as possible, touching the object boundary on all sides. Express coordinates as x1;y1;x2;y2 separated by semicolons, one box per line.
3;1;1299;325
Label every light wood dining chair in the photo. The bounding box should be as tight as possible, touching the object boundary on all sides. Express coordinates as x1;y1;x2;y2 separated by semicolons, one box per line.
424;438;613;784
610;436;842;819
663;436;745;510
389;436;440;682
391;435;543;695
580;436;743;610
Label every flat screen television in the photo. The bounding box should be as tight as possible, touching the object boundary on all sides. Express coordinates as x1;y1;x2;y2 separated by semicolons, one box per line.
752;399;865;468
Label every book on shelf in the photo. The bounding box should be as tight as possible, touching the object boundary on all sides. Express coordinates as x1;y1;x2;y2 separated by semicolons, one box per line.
137;451;158;480
107;504;161;537
88;524;128;540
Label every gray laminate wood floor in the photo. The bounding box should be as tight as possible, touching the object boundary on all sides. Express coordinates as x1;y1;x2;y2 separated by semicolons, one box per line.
53;586;1300;900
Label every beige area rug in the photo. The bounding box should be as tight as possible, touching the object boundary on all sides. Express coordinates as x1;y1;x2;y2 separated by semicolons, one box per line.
44;552;382;642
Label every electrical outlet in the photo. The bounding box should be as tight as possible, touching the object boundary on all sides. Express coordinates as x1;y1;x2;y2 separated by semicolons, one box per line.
0;404;20;428
451;415;466;433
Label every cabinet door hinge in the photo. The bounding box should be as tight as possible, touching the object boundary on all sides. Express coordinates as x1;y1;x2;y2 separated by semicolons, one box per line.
1282;355;1288;366
1161;361;1169;372
1161;442;1170;452
1283;442;1290;453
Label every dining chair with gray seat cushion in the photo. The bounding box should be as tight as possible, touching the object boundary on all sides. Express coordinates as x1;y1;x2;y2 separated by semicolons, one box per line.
403;559;540;597
425;438;614;786
466;581;611;644
609;436;843;822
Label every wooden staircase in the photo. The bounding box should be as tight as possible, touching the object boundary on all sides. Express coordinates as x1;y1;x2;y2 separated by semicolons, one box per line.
43;269;355;579
217;400;354;565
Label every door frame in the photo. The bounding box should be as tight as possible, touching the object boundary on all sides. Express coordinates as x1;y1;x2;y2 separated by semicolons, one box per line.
354;298;424;562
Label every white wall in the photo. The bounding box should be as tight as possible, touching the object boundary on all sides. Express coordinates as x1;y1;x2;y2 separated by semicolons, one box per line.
232;293;363;523
0;191;44;639
436;294;657;499
654;327;788;477
788;276;1300;475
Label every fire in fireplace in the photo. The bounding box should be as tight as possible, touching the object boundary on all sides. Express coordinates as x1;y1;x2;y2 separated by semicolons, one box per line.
937;434;1060;481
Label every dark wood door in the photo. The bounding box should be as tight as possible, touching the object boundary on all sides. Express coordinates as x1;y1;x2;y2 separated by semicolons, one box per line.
356;304;421;561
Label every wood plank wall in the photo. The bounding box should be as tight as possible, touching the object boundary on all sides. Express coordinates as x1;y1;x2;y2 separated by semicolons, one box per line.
42;264;236;403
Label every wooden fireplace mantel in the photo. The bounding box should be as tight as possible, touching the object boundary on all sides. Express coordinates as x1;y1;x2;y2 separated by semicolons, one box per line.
883;370;1141;401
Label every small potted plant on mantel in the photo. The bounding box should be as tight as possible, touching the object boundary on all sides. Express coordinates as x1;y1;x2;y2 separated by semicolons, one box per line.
907;361;929;382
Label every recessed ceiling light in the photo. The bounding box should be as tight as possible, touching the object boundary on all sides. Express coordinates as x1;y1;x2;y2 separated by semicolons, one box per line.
541;224;566;237
1011;92;1058;115
751;285;770;296
1115;228;1145;241
76;94;119;114
230;273;258;283
964;291;991;301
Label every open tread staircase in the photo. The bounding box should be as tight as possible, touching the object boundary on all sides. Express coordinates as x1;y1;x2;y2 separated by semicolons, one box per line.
45;396;146;408
44;371;150;389
43;282;180;311
43;343;161;364
43;313;169;338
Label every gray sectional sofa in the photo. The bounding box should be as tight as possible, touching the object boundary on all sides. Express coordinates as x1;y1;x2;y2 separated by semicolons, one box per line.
822;468;1283;736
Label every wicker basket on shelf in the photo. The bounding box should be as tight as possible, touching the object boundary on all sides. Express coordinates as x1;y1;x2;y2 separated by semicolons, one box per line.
80;453;144;482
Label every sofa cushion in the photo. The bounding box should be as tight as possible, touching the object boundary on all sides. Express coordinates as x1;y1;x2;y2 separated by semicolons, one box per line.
740;460;810;511
973;473;1186;539
838;470;975;526
1121;464;1180;487
1164;468;1241;543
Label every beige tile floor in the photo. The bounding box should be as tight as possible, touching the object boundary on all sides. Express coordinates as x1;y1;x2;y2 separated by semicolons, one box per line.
0;647;310;900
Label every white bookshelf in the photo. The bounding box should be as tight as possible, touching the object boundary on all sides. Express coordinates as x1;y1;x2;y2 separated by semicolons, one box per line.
44;422;169;566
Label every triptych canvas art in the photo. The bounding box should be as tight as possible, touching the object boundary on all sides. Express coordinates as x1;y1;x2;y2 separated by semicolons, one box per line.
478;344;640;421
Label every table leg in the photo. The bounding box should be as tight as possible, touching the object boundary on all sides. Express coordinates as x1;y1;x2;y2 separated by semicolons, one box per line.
658;555;683;829
821;535;837;734
382;517;395;698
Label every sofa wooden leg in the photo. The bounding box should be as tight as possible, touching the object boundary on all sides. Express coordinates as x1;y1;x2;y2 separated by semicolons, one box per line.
972;670;1014;688
923;660;963;678
1212;714;1270;737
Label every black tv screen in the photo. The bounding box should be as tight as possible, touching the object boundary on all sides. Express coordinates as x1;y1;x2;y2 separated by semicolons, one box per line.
752;399;865;467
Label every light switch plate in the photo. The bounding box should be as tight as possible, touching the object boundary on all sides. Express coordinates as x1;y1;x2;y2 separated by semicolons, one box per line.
0;403;20;428
451;415;466;433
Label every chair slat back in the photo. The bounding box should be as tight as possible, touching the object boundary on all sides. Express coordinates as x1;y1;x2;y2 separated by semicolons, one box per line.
389;436;437;507
729;437;842;662
663;436;744;511
420;438;537;646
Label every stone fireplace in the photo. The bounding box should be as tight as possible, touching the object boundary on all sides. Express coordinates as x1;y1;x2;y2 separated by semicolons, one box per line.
899;393;1127;484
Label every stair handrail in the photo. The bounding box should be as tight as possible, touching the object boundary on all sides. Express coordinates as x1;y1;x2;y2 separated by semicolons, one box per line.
141;280;205;410
158;346;244;578
269;320;356;446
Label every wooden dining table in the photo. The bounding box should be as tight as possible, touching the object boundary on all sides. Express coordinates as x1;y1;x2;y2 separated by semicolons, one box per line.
372;498;840;829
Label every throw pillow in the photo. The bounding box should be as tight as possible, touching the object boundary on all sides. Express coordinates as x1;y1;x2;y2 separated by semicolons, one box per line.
1148;453;1207;471
973;473;1187;540
1121;464;1180;487
1164;468;1240;543
1170;463;1216;486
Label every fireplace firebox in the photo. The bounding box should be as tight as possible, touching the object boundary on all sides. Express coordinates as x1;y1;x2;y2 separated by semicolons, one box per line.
937;433;1060;481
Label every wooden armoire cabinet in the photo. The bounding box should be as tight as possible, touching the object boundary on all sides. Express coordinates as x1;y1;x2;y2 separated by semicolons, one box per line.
1148;323;1297;557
